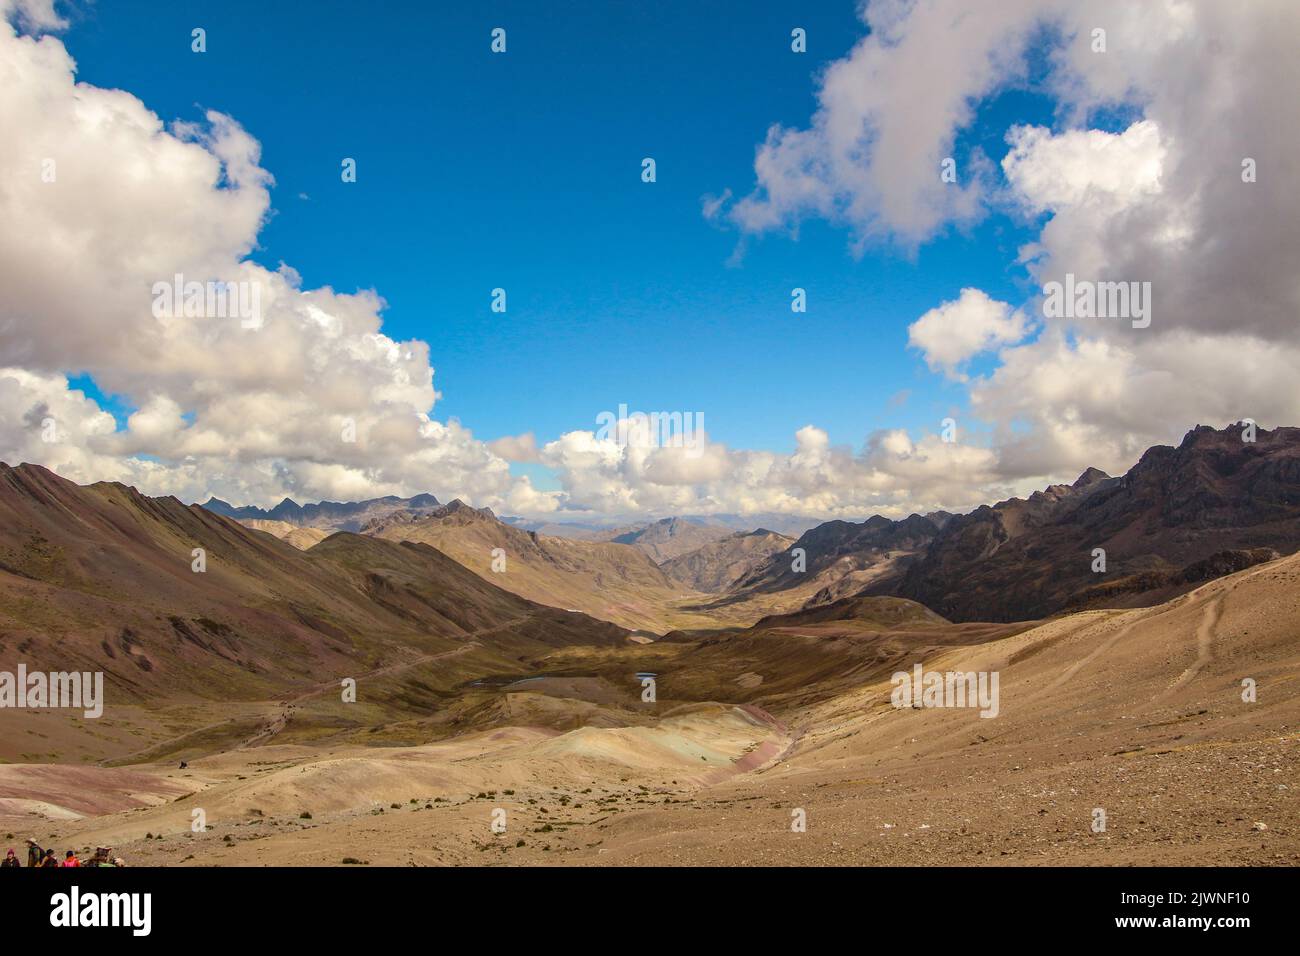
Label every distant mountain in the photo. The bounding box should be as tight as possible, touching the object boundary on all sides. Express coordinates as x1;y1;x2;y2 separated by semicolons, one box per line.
688;512;827;538
201;492;441;532
501;512;826;542
730;512;944;599
710;425;1300;623
362;503;728;633
498;517;612;539
883;424;1300;621
175;424;1300;631
604;517;733;563
660;529;795;592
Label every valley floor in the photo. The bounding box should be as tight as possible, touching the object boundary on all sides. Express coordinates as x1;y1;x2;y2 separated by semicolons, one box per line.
2;555;1297;867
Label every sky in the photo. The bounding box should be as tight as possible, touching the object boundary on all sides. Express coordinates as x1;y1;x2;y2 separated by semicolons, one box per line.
2;0;1298;521
63;0;1033;453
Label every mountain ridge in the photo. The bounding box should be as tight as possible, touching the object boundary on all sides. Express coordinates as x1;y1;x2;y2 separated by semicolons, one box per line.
360;502;732;633
0;461;627;712
877;424;1300;621
202;491;443;532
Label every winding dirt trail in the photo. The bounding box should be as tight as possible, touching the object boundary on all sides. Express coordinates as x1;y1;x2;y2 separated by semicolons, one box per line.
1163;596;1221;696
1038;614;1136;695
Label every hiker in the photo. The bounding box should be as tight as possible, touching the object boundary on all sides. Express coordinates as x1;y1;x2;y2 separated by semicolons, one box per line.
40;849;58;868
25;840;42;868
1;850;19;869
87;846;110;867
61;850;80;867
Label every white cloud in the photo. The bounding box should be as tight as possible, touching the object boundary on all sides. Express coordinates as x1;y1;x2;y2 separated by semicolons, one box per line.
487;432;541;463
0;0;62;32
0;368;127;481
534;422;1009;521
908;288;1030;380
970;330;1300;480
700;189;731;221
0;11;552;512
1002;121;1165;215
722;0;1049;247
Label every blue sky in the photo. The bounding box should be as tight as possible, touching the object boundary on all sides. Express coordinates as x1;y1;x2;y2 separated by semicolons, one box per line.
5;0;1290;518
57;0;1053;492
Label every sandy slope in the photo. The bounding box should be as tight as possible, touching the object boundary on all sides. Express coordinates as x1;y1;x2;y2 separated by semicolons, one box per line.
1;704;789;866
237;519;330;550
3;555;1297;866
568;553;1300;865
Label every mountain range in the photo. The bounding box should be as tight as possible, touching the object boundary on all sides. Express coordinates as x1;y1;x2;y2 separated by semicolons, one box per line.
189;423;1300;631
0;461;626;762
879;424;1300;620
360;503;723;633
503;511;824;541
202;492;443;532
4;422;1294;703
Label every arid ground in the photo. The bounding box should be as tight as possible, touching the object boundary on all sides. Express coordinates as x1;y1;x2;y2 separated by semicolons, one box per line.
4;551;1295;866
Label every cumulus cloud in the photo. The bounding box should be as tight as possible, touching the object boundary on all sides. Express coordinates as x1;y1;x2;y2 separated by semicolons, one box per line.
1002;122;1166;216
908;289;1031;380
535;422;1010;521
0;368;126;480
722;0;1045;246
981;1;1300;475
487;432;541;463
0;10;549;511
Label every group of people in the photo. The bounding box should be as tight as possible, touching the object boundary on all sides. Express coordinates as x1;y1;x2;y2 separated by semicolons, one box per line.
1;840;125;868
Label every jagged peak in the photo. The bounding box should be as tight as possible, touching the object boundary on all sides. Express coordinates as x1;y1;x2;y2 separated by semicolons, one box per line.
1073;466;1111;488
437;499;496;520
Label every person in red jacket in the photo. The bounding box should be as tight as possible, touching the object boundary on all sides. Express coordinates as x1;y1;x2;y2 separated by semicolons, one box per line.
61;850;81;867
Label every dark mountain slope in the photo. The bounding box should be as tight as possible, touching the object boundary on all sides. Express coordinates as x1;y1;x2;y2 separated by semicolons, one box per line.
884;424;1300;621
0;463;625;706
